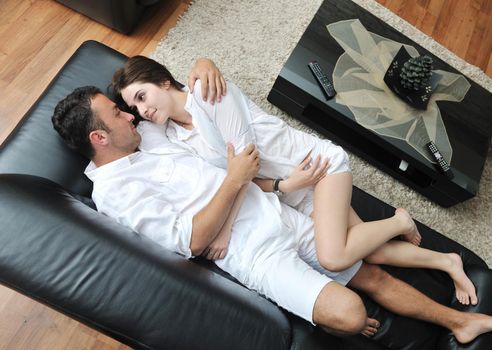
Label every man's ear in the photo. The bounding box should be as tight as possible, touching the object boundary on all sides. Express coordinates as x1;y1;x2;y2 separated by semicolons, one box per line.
89;130;110;147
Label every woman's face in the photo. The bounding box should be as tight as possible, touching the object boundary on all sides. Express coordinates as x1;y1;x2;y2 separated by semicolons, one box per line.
121;81;173;124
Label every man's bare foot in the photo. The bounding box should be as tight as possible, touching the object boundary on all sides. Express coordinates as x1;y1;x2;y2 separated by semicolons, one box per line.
453;312;492;344
446;253;478;305
361;318;380;338
395;208;422;246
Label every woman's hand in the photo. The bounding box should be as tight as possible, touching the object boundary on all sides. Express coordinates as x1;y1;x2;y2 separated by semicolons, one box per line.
188;58;227;104
280;154;330;193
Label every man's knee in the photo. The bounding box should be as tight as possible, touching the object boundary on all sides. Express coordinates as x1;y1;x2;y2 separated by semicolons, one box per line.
348;262;391;294
313;282;367;335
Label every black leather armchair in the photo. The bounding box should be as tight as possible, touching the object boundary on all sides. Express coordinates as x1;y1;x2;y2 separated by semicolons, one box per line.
1;40;491;350
55;0;161;34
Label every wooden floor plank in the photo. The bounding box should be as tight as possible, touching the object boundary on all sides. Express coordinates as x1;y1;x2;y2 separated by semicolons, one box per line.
430;0;457;47
0;2;71;83
0;292;39;349
473;2;492;69
419;11;438;36
0;0;33;41
426;0;446;17
443;2;472;57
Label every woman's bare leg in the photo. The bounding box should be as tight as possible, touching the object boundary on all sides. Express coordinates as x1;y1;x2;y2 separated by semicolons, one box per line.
366;241;478;305
348;207;478;305
312;172;420;272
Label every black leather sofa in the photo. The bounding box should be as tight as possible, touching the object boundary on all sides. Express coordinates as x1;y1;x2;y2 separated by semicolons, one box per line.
55;0;161;34
1;40;491;350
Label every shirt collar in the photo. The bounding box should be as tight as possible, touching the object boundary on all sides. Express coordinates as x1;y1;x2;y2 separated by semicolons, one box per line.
85;152;141;182
168;121;196;141
167;90;197;141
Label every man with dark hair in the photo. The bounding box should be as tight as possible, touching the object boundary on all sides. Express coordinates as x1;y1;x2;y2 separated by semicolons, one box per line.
52;79;492;345
53;86;142;166
52;86;106;158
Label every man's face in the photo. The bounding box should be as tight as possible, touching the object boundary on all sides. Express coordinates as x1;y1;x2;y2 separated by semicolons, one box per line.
91;94;141;153
121;81;173;125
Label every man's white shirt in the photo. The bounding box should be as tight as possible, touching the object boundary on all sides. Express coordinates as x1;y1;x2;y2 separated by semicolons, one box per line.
85;142;286;285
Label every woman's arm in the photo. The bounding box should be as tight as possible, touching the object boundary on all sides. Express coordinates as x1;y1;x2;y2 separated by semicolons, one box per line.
192;81;255;154
253;154;330;194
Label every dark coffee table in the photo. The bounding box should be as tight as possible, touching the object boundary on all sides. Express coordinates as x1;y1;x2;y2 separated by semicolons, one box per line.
268;0;492;207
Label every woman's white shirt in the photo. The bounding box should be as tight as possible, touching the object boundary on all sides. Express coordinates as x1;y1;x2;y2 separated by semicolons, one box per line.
137;80;316;208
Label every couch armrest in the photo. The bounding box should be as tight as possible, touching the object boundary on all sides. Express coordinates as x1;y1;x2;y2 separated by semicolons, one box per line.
0;174;291;350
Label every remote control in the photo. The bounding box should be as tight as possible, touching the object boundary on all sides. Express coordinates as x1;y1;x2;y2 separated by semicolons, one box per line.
426;141;454;179
308;61;336;100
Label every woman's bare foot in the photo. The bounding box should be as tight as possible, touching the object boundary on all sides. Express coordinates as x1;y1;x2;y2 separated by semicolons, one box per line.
361;318;380;337
395;208;422;246
446;253;478;305
452;312;492;344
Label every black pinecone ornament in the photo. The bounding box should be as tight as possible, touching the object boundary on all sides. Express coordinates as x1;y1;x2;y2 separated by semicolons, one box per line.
400;55;433;91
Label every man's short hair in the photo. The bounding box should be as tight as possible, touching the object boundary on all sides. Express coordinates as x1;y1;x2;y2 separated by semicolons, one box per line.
52;86;107;159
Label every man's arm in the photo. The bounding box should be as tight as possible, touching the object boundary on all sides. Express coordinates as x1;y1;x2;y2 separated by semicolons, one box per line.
203;183;249;260
189;144;259;256
188;58;227;103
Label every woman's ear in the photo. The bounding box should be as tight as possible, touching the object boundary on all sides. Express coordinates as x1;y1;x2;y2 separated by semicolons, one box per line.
162;80;171;89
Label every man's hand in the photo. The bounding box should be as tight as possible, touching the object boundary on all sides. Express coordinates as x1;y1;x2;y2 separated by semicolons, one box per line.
201;182;248;260
188;58;227;104
280;154;330;193
202;227;231;260
226;143;260;187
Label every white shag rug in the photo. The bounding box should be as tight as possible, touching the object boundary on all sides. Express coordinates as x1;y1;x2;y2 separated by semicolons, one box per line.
151;0;492;265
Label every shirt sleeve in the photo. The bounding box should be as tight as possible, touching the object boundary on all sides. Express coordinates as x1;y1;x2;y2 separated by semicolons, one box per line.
192;80;255;153
94;181;194;259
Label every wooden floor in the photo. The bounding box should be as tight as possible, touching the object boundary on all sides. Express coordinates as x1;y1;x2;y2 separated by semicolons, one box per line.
0;0;192;145
378;0;492;75
0;0;490;348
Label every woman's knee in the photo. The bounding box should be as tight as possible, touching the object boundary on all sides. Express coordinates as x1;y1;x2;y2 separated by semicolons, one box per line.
318;253;356;272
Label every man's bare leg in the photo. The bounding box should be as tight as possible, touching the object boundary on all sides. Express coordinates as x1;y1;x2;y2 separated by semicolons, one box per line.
312;281;369;336
348;262;492;344
313;172;420;272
